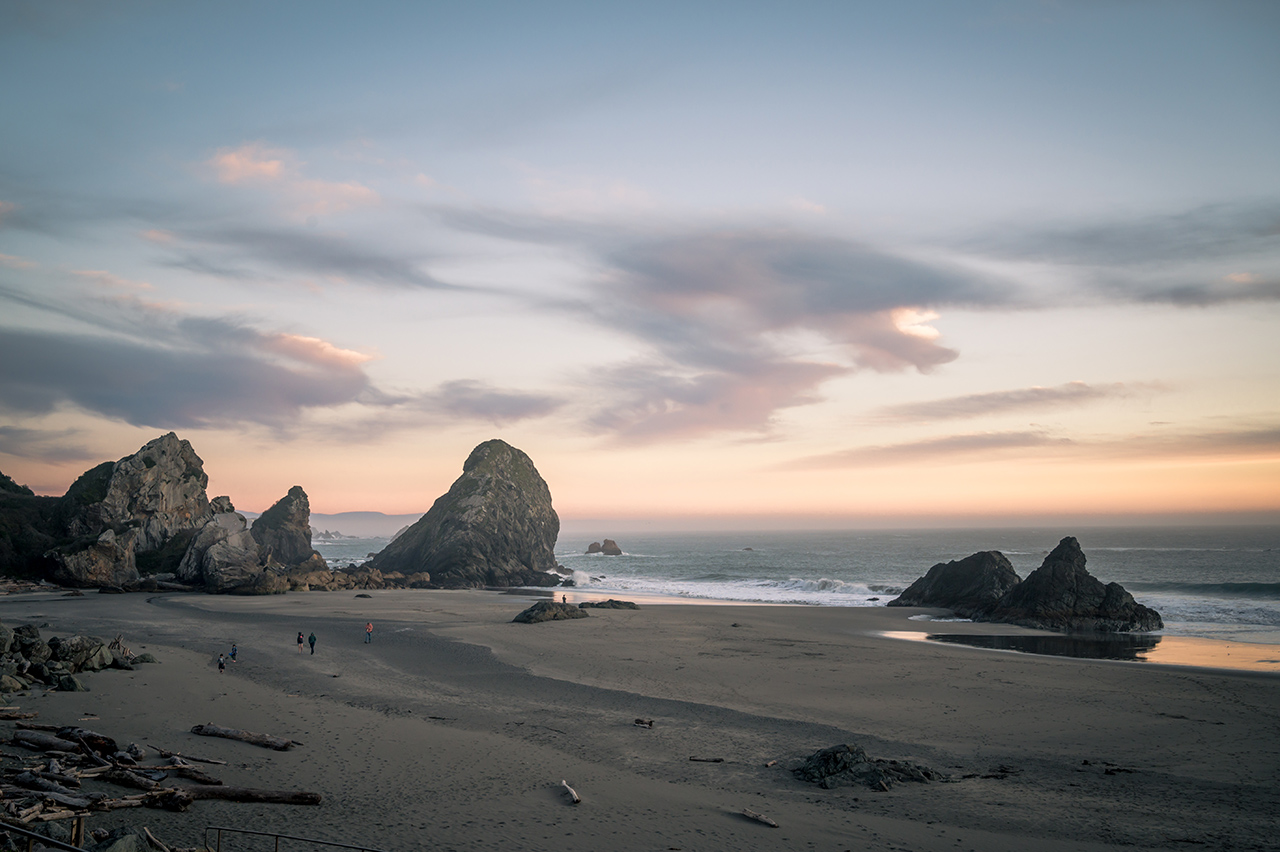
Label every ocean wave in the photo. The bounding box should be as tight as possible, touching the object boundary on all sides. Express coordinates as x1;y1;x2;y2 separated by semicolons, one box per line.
1128;581;1280;600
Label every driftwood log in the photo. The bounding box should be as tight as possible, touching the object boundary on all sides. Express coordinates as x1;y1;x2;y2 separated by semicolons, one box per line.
561;780;580;804
190;724;299;751
742;807;779;827
12;730;80;753
176;785;321;805
155;748;226;765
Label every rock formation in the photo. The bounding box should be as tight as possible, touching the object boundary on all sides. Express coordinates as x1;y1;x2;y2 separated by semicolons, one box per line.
586;539;623;556
886;551;1021;619
512;601;588;623
987;537;1163;632
578;599;640;609
251;486;324;568
889;537;1162;633
793;744;945;791
176;507;265;592
367;439;561;588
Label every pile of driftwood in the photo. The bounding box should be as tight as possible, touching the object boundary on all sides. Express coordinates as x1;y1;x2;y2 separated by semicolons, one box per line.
1;716;321;831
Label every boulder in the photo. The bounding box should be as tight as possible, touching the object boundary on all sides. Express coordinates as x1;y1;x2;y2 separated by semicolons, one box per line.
793;744;944;791
177;512;263;591
987;537;1163;633
887;551;1021;618
48;635;113;671
250;486;323;568
578;599;640;609
48;529;141;589
512;601;589;623
226;572;289;595
368;440;561;588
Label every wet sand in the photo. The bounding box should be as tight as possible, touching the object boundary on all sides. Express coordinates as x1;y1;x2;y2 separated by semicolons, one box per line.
1;590;1277;852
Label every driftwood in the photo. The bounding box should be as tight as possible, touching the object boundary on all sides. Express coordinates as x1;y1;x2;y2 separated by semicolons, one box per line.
12;730;80;753
741;807;779;827
0;711;38;720
190;724;299;751
155;748;226;765
102;768;159;791
12;771;79;797
689;756;724;763
15;722;61;732
560;780;580;804
167;765;222;785
175;785;321;805
633;718;654;728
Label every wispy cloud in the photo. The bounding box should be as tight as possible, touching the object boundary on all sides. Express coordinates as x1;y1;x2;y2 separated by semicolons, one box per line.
0;252;36;269
872;380;1156;422
0;426;97;464
204;142;381;220
785;430;1070;469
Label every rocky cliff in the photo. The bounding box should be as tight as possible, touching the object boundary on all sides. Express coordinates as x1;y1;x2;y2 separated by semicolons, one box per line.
367;439;561;588
887;551;1021;619
251;485;324;568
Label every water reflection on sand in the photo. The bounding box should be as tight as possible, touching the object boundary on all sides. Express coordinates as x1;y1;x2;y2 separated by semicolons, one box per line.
883;630;1280;674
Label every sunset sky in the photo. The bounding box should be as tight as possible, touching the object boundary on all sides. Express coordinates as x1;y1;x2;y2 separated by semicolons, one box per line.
2;1;1278;529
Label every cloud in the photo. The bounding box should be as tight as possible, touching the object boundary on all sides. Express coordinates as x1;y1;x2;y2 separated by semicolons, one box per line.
71;269;153;291
433;211;1021;442
872;380;1153;422
973;201;1280;305
158;226;453;289
139;229;175;244
0;201;16;224
0;252;36;269
783;421;1280;470
415;380;563;425
0;426;97;464
209;142;291;184
205;142;380;219
786;430;1070;469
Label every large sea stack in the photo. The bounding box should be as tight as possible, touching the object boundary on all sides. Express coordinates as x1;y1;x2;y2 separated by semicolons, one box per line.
251;485;325;569
367;439;560;588
987;536;1163;633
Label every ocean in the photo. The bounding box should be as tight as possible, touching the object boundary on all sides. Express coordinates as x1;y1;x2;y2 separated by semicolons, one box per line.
313;526;1280;647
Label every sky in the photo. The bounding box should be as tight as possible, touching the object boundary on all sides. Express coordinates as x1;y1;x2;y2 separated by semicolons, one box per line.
1;0;1278;529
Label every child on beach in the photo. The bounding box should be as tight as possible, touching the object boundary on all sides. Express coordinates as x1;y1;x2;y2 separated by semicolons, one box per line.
297;632;304;652
217;653;225;673
230;643;237;662
365;622;373;643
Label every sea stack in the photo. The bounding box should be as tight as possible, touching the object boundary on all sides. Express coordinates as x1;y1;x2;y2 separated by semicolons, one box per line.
367;439;561;588
887;551;1021;619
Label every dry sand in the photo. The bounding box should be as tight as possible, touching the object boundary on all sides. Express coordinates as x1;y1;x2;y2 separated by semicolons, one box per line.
1;589;1277;852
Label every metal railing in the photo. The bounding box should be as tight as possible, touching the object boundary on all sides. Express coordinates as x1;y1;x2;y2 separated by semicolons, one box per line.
204;826;390;852
0;818;88;852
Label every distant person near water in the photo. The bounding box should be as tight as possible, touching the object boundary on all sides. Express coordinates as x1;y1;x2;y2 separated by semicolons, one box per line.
365;622;373;643
297;632;304;653
308;632;316;655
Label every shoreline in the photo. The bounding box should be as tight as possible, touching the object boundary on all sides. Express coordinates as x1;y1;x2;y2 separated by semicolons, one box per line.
1;590;1276;851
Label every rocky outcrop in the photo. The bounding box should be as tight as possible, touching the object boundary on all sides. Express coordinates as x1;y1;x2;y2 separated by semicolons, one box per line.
889;537;1162;633
0;473;33;497
886;551;1021;619
793;744;946;791
48;529;141;589
578;599;640;609
512;601;588;623
987;537;1163;633
176;510;264;592
251;486;323;568
586;539;623;556
367;439;561;588
58;433;211;554
0;620;152;694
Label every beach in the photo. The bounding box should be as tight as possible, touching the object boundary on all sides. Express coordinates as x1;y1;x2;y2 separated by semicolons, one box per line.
2;590;1277;852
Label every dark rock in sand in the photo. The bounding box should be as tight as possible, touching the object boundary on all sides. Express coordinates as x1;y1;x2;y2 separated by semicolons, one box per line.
793;744;945;791
368;439;561;588
578;599;640;609
56;674;89;692
887;551;1021;618
988;536;1163;633
512;601;589;623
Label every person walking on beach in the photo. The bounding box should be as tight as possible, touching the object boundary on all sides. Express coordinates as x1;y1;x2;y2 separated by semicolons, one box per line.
308;632;316;655
365;622;373;643
297;631;305;653
217;653;226;674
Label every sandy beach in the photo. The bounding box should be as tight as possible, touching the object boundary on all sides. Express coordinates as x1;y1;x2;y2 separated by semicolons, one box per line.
1;590;1277;852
